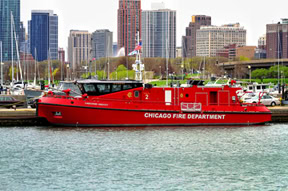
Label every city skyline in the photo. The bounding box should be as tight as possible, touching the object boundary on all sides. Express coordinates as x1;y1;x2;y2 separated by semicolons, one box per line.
21;0;288;51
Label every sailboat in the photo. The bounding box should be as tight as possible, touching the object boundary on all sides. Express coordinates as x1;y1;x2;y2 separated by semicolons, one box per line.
9;12;24;95
24;48;43;106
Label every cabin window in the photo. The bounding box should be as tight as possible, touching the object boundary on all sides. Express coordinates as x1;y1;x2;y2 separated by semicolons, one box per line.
97;84;111;94
186;94;189;98
134;91;139;98
112;84;122;93
83;84;96;93
210;92;218;105
257;86;261;90
123;84;133;90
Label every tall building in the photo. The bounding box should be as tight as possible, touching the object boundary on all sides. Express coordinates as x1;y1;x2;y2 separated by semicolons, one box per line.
118;0;141;56
19;21;28;53
30;10;58;61
0;0;20;61
142;9;176;58
58;48;65;81
266;19;288;59
113;42;118;57
91;29;113;60
255;34;266;59
68;30;91;74
196;23;246;57
182;15;211;58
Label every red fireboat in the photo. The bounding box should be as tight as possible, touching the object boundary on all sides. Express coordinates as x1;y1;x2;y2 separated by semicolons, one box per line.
37;33;271;127
36;79;271;127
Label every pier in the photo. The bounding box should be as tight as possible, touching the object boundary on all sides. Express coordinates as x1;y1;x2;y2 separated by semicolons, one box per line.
0;109;47;126
0;107;287;126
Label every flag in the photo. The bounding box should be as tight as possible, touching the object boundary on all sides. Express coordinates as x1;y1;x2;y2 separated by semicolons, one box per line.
128;42;142;56
128;50;138;56
135;41;142;51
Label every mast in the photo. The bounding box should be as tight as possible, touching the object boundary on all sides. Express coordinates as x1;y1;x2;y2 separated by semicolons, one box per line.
0;41;3;86
13;23;23;85
34;48;37;86
48;49;51;86
11;12;14;86
132;31;144;81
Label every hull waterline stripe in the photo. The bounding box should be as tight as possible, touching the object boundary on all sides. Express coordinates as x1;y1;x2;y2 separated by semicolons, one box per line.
50;122;268;127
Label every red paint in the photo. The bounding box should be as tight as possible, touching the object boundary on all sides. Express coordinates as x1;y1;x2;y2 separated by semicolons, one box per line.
37;81;271;127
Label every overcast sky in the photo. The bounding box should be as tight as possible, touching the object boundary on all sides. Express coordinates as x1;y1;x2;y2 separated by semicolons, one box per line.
21;0;288;50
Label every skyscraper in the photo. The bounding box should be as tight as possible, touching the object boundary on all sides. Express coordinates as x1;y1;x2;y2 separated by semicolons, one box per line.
91;29;113;60
196;23;246;57
68;30;91;75
30;10;58;61
118;0;141;56
182;15;211;58
0;0;20;61
142;9;176;58
266;19;288;59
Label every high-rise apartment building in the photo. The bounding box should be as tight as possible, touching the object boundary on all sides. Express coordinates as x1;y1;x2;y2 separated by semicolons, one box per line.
182;15;211;58
68;30;91;74
142;9;176;58
30;10;58;61
0;0;20;61
196;23;246;57
118;0;141;56
266;19;288;59
91;30;113;60
255;34;267;59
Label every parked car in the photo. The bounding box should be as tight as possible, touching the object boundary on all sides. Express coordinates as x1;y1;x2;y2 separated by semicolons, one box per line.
244;94;281;106
0;96;24;109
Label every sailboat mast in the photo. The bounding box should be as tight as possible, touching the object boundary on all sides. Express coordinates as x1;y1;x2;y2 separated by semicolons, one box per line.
48;49;51;86
34;48;37;86
11;12;14;86
13;22;23;85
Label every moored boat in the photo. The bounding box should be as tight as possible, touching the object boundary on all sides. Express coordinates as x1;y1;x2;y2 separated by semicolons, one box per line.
37;79;271;127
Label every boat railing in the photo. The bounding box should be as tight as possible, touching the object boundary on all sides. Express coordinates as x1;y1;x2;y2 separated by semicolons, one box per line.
47;94;174;106
181;103;202;112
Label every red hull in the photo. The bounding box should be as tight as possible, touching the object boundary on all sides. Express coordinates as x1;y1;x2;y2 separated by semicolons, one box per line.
37;83;272;127
37;102;271;127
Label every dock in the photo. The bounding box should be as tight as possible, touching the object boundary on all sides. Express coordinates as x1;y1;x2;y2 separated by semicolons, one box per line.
0;109;47;126
269;106;288;123
0;107;287;126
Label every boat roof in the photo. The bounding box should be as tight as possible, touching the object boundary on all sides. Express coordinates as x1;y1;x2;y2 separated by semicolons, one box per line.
76;80;143;84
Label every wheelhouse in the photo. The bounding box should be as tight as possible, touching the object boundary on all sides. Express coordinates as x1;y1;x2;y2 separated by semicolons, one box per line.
77;80;143;96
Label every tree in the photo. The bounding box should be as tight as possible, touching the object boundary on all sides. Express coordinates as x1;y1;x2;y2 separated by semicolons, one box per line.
251;68;268;79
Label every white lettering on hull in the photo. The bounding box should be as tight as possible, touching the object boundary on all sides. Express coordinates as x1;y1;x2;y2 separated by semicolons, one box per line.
144;113;226;120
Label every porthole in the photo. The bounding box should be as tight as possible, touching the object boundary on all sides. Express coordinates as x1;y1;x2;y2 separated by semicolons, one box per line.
134;91;139;98
186;94;189;98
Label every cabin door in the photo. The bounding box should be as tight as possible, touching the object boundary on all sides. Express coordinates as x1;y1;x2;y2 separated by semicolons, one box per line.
165;90;172;105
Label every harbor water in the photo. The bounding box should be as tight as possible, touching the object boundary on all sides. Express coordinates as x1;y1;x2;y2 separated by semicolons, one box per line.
1;124;288;191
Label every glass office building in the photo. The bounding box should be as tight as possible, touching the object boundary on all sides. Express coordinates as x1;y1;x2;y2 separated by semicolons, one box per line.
0;0;20;61
30;10;58;61
142;9;176;58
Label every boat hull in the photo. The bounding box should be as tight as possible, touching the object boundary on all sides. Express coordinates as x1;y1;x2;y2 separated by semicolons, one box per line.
37;103;271;127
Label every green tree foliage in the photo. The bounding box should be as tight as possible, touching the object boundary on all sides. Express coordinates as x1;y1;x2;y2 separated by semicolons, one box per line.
111;65;135;80
8;67;18;81
251;66;288;80
251;68;268;79
238;56;250;61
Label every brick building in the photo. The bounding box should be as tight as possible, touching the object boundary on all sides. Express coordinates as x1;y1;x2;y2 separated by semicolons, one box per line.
182;15;211;58
117;0;141;56
266;19;288;59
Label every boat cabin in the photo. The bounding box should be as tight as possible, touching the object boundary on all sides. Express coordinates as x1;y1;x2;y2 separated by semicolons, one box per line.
77;80;143;96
